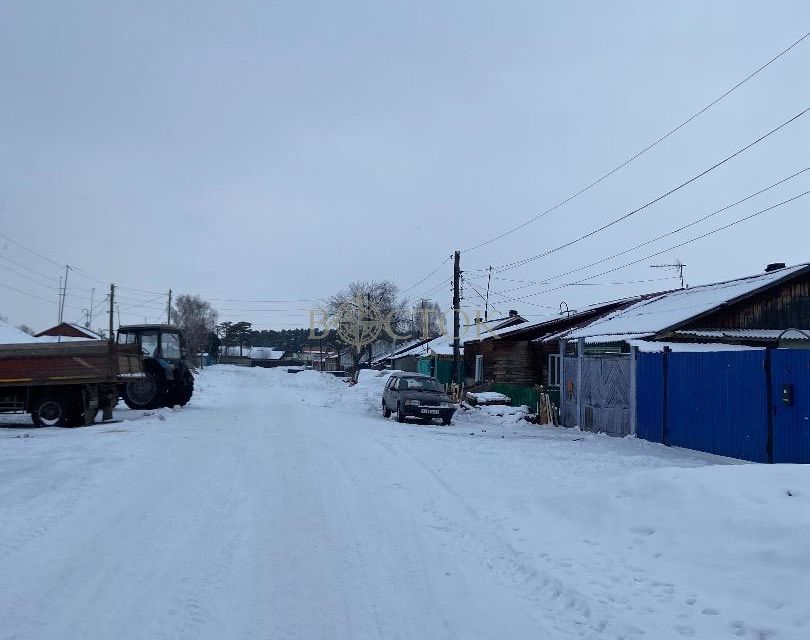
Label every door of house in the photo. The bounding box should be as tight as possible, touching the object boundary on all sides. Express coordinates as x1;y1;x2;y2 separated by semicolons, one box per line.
771;349;810;463
581;355;632;436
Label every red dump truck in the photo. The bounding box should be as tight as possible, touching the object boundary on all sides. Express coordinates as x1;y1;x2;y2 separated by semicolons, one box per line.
0;339;143;427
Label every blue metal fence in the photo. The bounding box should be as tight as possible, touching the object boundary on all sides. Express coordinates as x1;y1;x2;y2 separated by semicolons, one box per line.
636;348;809;463
635;352;664;444
667;351;768;462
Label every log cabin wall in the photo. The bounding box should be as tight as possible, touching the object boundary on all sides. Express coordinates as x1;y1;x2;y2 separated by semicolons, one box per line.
680;273;810;330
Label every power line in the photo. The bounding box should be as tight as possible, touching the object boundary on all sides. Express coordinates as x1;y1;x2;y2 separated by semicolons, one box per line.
0;254;60;283
117;294;167;313
465;278;504;318
0;262;59;292
493;189;810;304
494;105;810;273
489;167;809;298
401;255;452;293
0;232;64;268
461;31;810;253
0;280;82;310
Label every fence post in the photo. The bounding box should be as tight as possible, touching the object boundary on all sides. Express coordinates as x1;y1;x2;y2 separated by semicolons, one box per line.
662;346;670;446
629;345;638;436
577;337;585;428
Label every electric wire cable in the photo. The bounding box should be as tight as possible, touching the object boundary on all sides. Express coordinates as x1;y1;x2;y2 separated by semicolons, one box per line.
461;31;810;253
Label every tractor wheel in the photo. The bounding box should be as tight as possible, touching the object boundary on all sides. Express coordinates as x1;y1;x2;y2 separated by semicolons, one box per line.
31;394;72;428
166;373;194;408
123;370;166;410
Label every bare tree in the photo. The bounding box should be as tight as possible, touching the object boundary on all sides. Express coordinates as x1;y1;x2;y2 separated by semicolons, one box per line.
328;280;407;374
407;298;445;339
172;294;218;357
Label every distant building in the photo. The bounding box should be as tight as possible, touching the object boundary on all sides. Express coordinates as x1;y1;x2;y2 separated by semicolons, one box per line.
34;322;103;341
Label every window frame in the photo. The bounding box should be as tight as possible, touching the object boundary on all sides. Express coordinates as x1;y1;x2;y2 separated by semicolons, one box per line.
548;353;561;388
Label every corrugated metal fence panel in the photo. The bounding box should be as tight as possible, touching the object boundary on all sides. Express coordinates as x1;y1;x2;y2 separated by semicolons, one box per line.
667;351;768;462
491;383;539;409
434;358;463;384
771;350;810;463
417;357;432;376
636;352;664;443
561;356;578;426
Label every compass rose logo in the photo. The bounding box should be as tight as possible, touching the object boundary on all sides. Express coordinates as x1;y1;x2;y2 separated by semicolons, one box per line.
334;296;384;349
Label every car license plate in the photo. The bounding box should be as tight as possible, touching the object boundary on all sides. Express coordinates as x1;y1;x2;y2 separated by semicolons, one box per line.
421;408;440;415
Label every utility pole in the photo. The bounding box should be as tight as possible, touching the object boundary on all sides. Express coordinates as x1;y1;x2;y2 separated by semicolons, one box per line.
484;265;492;322
167;289;173;324
59;265;70;323
452;250;461;386
108;284;115;341
57;276;62;323
88;287;95;328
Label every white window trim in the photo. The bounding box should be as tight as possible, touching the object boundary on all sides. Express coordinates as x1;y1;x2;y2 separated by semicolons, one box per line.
548;353;561;387
474;354;484;383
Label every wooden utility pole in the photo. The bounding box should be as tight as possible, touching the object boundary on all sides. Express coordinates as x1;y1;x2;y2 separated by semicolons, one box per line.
88;287;95;328
452;250;461;385
57;276;62;323
167;289;173;324
59;265;70;323
108;284;115;341
484;265;492;321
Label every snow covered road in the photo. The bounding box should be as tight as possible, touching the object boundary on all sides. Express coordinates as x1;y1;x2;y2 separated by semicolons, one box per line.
1;366;808;640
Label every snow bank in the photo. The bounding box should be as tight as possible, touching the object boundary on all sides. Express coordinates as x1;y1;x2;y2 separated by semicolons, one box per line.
629;339;762;352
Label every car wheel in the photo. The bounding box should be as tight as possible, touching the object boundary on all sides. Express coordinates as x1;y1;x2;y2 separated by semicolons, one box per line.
382;401;391;418
442;416;452;426
396;402;405;423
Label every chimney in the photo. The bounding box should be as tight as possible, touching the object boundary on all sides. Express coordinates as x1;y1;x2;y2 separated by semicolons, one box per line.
765;262;786;273
508;309;518;317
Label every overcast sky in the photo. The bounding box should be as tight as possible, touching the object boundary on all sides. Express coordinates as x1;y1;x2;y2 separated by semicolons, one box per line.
1;1;809;332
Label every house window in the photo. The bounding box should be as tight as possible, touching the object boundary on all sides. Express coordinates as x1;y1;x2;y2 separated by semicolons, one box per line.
548;354;561;387
474;354;484;383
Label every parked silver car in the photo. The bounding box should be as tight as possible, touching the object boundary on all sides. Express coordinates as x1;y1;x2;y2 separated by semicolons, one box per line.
381;372;455;425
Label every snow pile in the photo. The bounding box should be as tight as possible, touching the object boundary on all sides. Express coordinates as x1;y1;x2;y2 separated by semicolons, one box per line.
466;391;511;405
338;369;396;415
456;403;530;428
0;322;37;344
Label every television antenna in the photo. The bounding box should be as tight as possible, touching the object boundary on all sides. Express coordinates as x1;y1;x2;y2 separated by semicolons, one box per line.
651;259;686;289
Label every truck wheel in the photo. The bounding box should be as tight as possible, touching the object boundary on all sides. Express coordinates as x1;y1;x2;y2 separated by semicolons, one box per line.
31;394;71;428
123;370;166;410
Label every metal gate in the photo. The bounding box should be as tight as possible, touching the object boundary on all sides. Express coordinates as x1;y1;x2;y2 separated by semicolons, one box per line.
581;355;631;436
560;354;631;435
771;350;810;463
